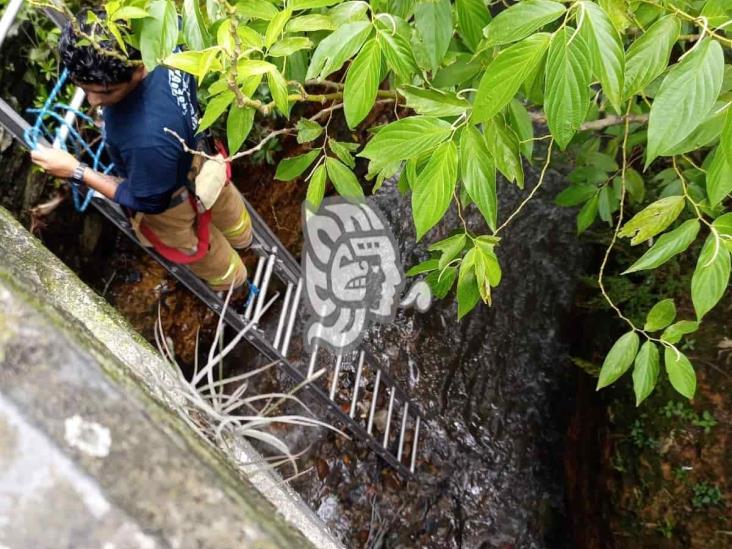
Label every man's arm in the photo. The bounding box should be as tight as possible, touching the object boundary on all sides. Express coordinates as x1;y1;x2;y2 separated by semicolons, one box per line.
30;144;120;199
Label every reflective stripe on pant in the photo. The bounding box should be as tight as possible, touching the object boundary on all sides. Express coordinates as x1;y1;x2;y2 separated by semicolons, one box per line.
211;183;252;250
131;185;250;291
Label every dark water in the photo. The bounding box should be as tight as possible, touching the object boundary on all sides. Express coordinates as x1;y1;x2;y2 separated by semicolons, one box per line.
289;153;588;549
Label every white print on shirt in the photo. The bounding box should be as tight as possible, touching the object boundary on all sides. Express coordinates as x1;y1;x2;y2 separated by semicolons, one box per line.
168;69;199;130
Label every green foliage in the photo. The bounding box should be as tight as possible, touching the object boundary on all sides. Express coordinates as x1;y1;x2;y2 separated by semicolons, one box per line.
75;0;732;404
692;482;724;509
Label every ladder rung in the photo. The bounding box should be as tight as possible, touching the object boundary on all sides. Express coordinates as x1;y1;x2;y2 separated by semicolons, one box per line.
383;388;395;448
0;0;24;49
272;282;293;350
410;416;420;473
367;370;381;435
280;278;302;356
252;249;277;324
244;256;266;319
306;344;319;378
397;402;409;462
349;351;365;419
329;353;343;400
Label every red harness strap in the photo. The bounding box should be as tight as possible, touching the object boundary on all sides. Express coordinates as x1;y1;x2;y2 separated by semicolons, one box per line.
137;139;231;265
138;193;212;264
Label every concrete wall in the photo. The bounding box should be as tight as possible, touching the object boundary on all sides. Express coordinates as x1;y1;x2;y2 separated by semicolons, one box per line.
0;205;343;549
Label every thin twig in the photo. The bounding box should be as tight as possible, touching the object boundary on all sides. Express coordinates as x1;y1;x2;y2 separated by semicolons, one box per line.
496;139;555;234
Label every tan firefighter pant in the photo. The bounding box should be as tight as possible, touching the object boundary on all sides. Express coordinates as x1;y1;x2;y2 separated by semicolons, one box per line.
131;184;253;291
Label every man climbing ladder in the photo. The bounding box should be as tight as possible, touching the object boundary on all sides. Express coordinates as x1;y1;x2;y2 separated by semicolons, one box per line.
30;9;253;294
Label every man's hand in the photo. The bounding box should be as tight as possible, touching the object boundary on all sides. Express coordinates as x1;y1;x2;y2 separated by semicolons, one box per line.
30;145;79;179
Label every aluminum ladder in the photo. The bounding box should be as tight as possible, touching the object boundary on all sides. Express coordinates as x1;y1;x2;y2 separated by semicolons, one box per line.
0;1;427;477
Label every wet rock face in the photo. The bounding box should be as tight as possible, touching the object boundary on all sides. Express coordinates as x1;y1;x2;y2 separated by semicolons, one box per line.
370;164;586;548
295;153;588;548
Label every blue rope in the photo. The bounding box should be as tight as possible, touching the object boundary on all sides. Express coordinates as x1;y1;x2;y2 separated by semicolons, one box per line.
245;282;260;308
24;69;115;212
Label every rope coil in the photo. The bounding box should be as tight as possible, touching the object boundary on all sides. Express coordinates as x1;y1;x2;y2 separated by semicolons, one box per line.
24;69;115;212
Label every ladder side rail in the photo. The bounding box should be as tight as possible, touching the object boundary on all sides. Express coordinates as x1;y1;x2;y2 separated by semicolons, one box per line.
222;311;414;477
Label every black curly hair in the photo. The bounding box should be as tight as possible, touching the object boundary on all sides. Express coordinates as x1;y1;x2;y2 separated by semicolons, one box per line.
59;8;142;85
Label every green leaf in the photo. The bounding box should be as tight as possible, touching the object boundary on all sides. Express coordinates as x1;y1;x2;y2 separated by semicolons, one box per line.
412;141;458;240
713;213;732;252
430;233;467;270
398;86;469;117
344;39;382;129
555;184;597;207
597;185;617;224
473;33;550;123
457;249;481;319
267;69;290;115
483;116;524;188
644;299;676;331
182;0;211;51
237;59;278;77
599;0;630;33
426;266;458;298
460;126;497;231
275;150;320;181
623;15;680;99
378;28;419;80
330;1;369;25
265;8;292;48
407;258;439;277
623;219;700;274
198;91;235;132
236;0;278;20
414;0;453;72
544;27;592;149
359;116;452;174
701;0;732;28
577;192;599;234
269;37;312;57
578;0;625;112
646;39;724;166
140;0;179;70
661;320;699;344
597;331;639;389
691;234;731;319
624;169;645;204
163;50;204;76
507;100;534;162
306;21;372;80
325;157;364;200
664;347;696;400
482;0;565;48
456;0;491;52
286;14;335;32
296;119;323;144
306;163;327;208
632;341;660;406
227;106;255;153
328;139;356;168
112;6;150;20
292;0;342;9
706;107;732;206
237;26;265;49
618;195;685;245
666;104;728;156
432;54;482;88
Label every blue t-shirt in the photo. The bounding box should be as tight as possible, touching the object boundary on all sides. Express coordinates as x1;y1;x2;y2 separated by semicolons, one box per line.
103;67;200;213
